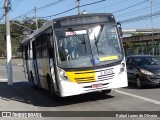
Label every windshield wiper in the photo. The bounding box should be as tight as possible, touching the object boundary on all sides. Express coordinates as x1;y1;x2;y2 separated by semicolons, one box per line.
94;25;104;55
94;34;99;55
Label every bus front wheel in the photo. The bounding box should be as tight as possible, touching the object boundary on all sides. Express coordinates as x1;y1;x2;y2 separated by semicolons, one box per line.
47;75;61;100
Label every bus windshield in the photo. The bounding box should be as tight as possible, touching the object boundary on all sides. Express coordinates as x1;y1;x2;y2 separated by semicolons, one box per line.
55;25;123;69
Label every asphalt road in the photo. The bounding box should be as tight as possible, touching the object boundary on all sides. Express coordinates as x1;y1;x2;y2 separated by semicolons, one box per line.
0;65;160;120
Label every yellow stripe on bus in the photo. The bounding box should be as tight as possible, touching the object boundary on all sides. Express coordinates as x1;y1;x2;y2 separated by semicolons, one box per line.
66;70;96;83
99;55;118;61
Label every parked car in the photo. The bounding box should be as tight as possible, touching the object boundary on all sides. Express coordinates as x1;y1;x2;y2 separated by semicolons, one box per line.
126;55;160;88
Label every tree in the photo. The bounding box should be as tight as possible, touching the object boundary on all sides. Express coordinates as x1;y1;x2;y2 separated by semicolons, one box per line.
0;18;46;57
0;24;6;57
123;41;132;56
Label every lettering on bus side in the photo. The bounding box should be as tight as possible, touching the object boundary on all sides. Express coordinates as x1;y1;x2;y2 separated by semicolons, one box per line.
100;69;113;76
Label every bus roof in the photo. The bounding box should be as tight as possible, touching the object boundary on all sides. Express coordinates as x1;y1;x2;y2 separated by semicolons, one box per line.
21;21;53;44
21;13;115;44
53;13;114;21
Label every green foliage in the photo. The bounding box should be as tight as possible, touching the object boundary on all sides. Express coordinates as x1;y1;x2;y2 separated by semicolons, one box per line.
123;41;132;56
123;41;132;49
0;18;46;57
0;24;6;57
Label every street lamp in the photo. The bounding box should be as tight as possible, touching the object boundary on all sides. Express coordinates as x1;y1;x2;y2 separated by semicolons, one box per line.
148;0;154;55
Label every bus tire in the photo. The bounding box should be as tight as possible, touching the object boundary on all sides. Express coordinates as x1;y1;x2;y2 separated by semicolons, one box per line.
47;74;61;100
30;72;38;89
102;89;111;94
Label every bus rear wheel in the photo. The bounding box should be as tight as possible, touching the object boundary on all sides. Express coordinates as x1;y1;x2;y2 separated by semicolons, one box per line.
30;72;38;89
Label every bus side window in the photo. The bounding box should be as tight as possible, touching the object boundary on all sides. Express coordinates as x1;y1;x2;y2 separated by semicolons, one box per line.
41;33;48;58
48;48;53;58
36;36;42;58
32;41;36;59
24;44;28;60
48;32;54;58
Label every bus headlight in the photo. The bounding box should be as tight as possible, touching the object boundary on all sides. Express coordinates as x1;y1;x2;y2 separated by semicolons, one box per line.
120;63;125;72
59;68;69;81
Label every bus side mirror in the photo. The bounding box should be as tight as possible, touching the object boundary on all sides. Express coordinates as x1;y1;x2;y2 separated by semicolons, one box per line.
117;22;123;37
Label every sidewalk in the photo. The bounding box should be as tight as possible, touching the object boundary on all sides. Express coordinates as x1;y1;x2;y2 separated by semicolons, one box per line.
0;58;23;66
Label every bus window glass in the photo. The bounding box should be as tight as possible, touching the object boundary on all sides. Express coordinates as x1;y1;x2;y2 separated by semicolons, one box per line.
55;25;123;68
56;29;92;68
88;25;122;66
36;35;42;58
89;25;121;55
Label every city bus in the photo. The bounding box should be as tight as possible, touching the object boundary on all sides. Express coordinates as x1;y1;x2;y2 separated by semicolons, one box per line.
21;13;128;98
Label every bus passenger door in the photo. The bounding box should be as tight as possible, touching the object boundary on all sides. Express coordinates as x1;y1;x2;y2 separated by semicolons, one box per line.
23;44;29;78
48;31;59;92
32;41;41;87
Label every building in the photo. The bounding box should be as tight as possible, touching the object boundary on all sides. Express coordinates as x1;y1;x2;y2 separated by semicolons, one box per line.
122;31;160;56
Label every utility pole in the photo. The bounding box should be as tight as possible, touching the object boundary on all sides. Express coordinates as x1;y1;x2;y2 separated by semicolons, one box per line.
77;0;80;15
150;0;154;56
5;0;13;85
35;7;38;30
148;0;154;55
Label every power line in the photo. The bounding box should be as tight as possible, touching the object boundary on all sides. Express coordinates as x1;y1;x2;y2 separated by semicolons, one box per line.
80;0;106;7
11;0;22;11
88;0;129;12
12;9;33;20
36;0;66;12
0;14;5;21
0;0;11;23
0;9;5;21
12;0;66;20
39;6;77;18
11;21;33;31
9;0;160;27
0;0;4;7
118;10;160;24
116;1;160;18
39;0;107;18
0;0;23;22
113;0;148;13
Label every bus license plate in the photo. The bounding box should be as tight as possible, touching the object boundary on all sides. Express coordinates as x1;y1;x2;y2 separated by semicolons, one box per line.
92;83;102;88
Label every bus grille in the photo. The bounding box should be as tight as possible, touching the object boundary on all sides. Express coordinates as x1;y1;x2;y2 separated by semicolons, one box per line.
97;73;115;81
74;77;95;83
66;69;115;84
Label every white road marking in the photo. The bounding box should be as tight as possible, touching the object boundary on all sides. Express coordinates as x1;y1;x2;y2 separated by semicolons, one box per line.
0;79;7;82
114;90;160;105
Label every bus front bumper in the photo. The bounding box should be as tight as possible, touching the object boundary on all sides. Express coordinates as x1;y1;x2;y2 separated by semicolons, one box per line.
59;72;128;97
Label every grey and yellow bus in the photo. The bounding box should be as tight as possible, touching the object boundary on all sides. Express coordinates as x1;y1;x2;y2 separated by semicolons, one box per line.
21;13;128;98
